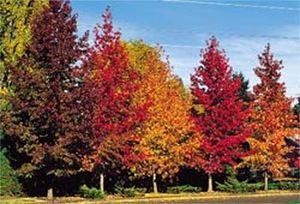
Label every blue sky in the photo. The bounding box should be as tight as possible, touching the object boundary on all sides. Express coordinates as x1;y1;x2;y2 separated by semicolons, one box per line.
71;0;300;97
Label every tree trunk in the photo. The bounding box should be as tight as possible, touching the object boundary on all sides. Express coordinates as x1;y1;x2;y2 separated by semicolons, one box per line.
153;173;158;193
47;187;53;200
100;173;104;192
207;173;213;192
264;172;268;191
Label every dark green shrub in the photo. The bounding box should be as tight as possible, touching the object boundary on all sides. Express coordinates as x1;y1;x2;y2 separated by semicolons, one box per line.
279;181;300;190
114;185;146;197
167;185;202;193
269;181;300;190
216;167;263;193
268;182;279;190
0;150;22;196
216;179;263;193
79;185;105;199
245;183;264;192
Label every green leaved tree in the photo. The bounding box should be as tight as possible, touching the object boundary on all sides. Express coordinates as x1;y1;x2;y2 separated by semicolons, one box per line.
0;149;21;196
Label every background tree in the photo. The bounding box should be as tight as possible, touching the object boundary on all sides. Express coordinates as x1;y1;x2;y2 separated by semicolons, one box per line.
0;0;46;112
291;97;300;170
232;72;253;103
81;10;147;193
293;97;300;122
242;44;297;191
190;37;250;192
0;149;21;196
0;2;47;177
1;0;88;198
125;41;192;193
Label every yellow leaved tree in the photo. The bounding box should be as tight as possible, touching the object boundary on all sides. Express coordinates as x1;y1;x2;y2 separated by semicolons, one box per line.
126;41;193;193
0;0;46;110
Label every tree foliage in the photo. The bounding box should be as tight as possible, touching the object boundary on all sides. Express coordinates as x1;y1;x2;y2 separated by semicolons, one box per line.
0;0;46;110
232;72;253;103
242;44;298;177
189;37;250;174
1;0;88;186
125;41;192;179
0;149;21;196
0;2;298;195
293;97;300;122
81;10;147;174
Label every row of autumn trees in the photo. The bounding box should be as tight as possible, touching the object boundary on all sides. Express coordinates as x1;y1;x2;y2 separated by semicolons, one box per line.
0;0;299;197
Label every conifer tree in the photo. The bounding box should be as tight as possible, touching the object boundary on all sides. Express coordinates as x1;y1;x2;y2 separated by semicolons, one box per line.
0;149;21;196
233;72;253;103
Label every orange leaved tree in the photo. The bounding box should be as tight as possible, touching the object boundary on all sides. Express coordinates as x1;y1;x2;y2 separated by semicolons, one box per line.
126;41;192;193
243;44;298;191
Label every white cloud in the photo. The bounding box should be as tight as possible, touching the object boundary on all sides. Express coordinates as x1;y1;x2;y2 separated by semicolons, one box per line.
162;26;300;97
221;33;300;97
115;21;150;40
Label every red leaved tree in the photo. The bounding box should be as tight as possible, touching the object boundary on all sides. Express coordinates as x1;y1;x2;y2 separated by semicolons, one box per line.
81;9;147;192
189;37;250;192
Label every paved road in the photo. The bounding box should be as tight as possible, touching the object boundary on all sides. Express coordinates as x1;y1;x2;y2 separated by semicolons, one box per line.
169;195;300;204
132;195;300;204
